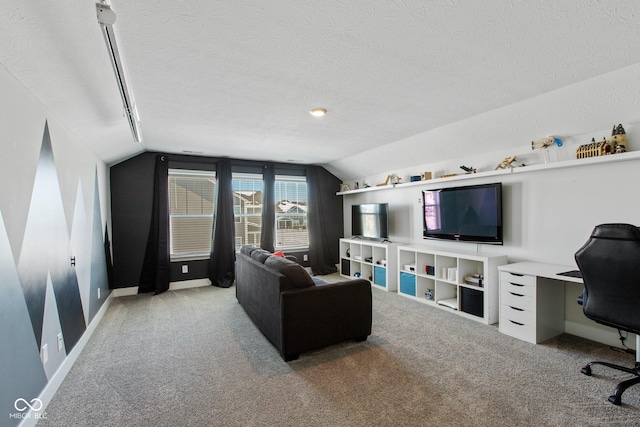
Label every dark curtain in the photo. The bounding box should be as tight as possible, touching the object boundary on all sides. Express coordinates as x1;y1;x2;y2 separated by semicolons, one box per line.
260;164;275;252
306;165;344;275
139;155;170;294
208;159;236;287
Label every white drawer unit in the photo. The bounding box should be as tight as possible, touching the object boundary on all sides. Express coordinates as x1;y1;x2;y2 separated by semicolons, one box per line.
498;267;566;344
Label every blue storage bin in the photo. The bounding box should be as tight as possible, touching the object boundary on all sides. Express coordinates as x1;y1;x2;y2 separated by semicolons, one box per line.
374;266;386;288
400;272;416;296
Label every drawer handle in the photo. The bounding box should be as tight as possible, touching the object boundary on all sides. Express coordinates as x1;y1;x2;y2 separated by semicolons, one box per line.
509;292;524;297
508;272;524;277
509;282;524;287
509;320;524;326
509;306;524;311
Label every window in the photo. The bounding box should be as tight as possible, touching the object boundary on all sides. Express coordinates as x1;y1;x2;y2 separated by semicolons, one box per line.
232;173;263;251
275;175;308;250
169;169;216;259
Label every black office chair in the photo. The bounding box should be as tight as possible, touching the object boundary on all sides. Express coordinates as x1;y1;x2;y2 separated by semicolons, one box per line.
575;223;640;405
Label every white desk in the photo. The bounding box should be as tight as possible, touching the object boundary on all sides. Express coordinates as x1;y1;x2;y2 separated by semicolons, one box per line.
499;261;639;362
499;262;583;285
498;262;582;344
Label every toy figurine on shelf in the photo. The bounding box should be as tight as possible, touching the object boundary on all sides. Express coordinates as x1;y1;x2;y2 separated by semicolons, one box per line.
495;156;517;170
377;175;391;187
531;136;563;163
611;124;627;153
577;124;628;159
576;137;610;159
531;136;563;151
460;165;476;174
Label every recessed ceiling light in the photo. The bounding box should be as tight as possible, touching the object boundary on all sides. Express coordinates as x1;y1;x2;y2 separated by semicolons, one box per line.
309;108;327;117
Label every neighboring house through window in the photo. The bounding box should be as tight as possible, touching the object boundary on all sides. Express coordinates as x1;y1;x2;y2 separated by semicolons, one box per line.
275;175;308;250
169;169;309;257
232;173;263;251
168;169;216;260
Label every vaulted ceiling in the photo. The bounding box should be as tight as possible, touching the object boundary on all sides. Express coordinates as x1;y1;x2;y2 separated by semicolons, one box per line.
2;1;639;175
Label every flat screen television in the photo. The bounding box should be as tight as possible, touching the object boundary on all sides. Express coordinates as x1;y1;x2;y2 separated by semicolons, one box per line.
352;203;389;240
422;182;503;245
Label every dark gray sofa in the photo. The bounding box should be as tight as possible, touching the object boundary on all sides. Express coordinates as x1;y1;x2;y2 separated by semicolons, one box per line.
235;245;372;361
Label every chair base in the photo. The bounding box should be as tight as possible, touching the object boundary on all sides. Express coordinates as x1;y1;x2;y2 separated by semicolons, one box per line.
581;361;640;405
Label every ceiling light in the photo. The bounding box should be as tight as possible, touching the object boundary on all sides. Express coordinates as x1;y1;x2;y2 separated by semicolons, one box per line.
309;108;327;117
96;2;143;143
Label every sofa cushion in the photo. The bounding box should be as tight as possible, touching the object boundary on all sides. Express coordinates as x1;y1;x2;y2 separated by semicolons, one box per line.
251;249;272;263
265;255;315;288
240;245;258;256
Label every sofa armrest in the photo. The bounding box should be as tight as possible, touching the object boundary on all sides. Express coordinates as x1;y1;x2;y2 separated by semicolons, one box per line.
279;279;372;357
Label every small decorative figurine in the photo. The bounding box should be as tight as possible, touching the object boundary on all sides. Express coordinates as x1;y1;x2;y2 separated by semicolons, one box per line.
420;172;432;180
611;123;627;153
577;124;627;159
531;137;563;163
377;175;391;186
495;156;517;170
460;165;476;174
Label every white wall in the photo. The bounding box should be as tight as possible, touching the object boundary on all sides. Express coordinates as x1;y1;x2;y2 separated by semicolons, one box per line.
335;63;640;349
0;65;110;258
342;154;640;348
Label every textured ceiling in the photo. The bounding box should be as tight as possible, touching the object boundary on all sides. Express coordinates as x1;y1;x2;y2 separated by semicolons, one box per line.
1;1;640;172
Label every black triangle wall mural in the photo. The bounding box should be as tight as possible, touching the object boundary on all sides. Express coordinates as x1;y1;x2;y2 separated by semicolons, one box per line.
17;121;86;352
89;172;110;322
105;226;114;290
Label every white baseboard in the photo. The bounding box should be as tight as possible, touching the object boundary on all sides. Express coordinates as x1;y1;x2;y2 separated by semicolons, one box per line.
110;279;211;297
20;292;114;427
111;286;139;297
565;320;636;350
169;278;211;291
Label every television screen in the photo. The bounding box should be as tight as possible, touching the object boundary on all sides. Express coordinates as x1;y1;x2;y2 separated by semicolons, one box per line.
352;203;389;240
422;183;502;245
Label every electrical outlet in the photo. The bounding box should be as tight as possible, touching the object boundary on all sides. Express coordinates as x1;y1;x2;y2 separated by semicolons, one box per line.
303;254;308;262
57;333;63;352
97;287;101;299
41;344;48;364
182;265;188;273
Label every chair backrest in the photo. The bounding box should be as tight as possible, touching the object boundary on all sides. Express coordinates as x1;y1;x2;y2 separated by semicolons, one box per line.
575;223;640;335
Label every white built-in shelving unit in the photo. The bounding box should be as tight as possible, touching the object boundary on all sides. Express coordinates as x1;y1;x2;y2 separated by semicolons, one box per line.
397;245;507;325
339;238;399;291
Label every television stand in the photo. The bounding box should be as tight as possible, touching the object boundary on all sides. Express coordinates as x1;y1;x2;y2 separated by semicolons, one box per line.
397;245;507;325
340;238;399;292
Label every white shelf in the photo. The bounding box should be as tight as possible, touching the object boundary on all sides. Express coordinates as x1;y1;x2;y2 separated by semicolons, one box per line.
337;151;640;196
339;238;399;291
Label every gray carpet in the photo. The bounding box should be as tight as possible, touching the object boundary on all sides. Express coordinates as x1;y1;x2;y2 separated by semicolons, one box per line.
38;281;640;426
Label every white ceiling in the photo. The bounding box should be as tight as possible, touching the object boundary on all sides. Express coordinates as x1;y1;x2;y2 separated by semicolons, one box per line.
2;1;640;173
